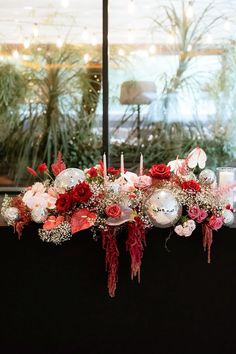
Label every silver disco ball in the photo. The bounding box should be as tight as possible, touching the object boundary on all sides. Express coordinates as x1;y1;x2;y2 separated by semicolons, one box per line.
199;169;216;185
222;209;234;226
31;207;48;224
54;168;85;192
4;207;20;225
146;189;182;228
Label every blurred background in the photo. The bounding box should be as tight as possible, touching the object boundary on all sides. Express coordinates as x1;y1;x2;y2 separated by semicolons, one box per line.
0;0;236;188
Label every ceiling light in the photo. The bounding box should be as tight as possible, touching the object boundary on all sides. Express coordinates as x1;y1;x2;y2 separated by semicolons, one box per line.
61;0;69;8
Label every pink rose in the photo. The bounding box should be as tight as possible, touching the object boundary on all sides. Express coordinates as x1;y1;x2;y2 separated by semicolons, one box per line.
134;175;152;189
208;216;223;230
105;204;122;218
196;209;208;223
188;206;201;220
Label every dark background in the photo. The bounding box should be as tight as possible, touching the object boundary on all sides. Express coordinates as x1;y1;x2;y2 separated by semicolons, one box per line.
0;225;236;354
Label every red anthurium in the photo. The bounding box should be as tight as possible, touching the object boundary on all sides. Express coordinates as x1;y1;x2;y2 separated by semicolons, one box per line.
70;208;97;234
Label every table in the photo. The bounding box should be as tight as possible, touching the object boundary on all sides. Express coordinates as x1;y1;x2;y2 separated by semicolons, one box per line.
0;225;236;354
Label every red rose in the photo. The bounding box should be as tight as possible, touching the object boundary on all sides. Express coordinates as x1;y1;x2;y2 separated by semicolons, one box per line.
37;163;48;173
87;166;98;177
27;166;37;177
73;181;92;203
149;164;171;179
56;192;73;213
105;204;122;218
182;180;201;193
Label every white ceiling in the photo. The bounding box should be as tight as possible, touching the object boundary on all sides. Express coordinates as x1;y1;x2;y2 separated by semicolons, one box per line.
0;0;236;45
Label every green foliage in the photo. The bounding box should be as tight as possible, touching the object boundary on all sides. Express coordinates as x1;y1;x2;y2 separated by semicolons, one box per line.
2;45;102;183
0;63;26;114
111;121;234;170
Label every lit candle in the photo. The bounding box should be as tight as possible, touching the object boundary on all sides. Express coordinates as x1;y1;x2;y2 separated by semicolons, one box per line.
218;168;235;206
103;153;107;182
120;152;124;175
139;153;143;176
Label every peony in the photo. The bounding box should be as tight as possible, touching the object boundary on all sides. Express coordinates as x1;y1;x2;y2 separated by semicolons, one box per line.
149;164;171;179
22;183;56;210
105;204;122;218
188;206;201;220
73;181;92;203
182;180;201;193
56;192;73;213
208;216;223;230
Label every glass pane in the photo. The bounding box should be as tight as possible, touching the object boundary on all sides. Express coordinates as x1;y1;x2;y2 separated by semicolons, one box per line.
109;0;236;171
0;0;102;187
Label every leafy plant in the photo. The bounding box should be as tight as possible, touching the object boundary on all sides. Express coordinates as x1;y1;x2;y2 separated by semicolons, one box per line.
3;45;102;183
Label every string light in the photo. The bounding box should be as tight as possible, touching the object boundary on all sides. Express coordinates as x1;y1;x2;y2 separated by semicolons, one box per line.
206;34;213;44
128;0;135;14
186;1;194;19
187;44;192;52
91;33;97;46
33;23;39;38
168;32;175;44
128;27;134;43
23;38;30;49
12;50;19;60
224;20;231;31
56;36;63;48
83;53;90;63
118;48;125;56
61;0;69;8
149;45;156;55
82;27;89;41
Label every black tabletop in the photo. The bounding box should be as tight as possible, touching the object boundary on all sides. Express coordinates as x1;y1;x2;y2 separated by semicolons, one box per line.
0;225;236;354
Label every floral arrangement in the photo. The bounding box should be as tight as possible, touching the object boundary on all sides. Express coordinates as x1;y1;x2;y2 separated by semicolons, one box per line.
1;148;235;297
